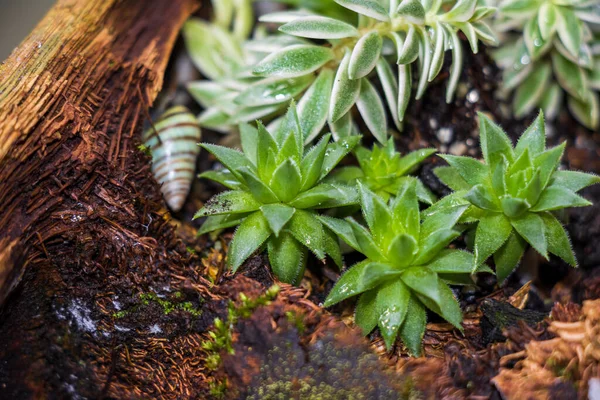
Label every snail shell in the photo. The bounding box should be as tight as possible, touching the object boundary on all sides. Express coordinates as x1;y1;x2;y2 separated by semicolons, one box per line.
143;106;201;212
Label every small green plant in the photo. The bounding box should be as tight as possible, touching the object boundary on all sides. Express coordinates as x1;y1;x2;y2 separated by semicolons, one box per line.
195;104;359;284
327;138;436;203
322;179;488;354
435;112;600;282
492;0;600;129
184;0;497;141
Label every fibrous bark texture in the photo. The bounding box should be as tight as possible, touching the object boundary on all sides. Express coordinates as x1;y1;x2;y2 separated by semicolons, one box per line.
0;0;207;397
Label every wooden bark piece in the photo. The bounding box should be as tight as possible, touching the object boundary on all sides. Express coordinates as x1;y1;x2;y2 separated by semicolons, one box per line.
0;0;196;305
0;0;208;397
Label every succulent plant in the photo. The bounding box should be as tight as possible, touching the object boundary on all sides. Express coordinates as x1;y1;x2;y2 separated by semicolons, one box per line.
492;0;600;129
327;138;436;204
322;179;487;354
195;104;360;284
434;112;600;282
184;0;498;142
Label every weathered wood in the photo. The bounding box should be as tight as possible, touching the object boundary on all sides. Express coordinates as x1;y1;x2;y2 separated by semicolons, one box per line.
0;0;197;306
0;0;210;397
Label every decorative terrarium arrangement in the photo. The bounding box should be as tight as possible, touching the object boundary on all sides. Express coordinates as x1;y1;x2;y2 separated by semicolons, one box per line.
1;0;600;398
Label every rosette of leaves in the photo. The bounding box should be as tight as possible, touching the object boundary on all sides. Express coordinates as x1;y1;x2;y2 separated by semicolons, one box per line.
321;179;487;354
185;0;497;142
492;0;600;129
434;112;600;282
327;138;436;203
195;104;361;284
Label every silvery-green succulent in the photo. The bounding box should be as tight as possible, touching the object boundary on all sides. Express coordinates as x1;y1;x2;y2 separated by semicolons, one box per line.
195;104;360;284
327;138;437;204
434;112;600;282
322;179;487;354
492;0;600;129
184;0;498;142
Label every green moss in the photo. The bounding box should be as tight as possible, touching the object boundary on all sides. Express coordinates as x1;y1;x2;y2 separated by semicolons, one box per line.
138;292;202;317
285;311;305;335
112;310;128;319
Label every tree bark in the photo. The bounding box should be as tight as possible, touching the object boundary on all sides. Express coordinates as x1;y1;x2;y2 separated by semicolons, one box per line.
0;0;215;397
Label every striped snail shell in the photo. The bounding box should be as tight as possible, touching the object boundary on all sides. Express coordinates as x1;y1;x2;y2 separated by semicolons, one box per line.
143;106;201;212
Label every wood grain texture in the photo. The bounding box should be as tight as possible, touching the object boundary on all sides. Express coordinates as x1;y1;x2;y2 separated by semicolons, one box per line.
0;0;197;304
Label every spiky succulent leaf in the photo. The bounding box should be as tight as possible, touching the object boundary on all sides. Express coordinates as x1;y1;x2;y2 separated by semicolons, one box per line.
435;113;598;280
325;179;474;352
198;103;360;283
327;140;435;203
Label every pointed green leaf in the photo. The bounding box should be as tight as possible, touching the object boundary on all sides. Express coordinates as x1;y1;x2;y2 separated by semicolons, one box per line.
426;249;476;274
377;280;411;349
439;155;487;186
279;16;359;39
401;267;441;306
358;183;392;241
300;134;330;190
539;212;577;267
196;190;261;218
270;159;302;202
320;135;361;179
515;112;545;157
268;232;307;284
324;260;389;306
355;289;379;335
501;197;531;218
356;79;388;144
329;51;362;123
549;170;600;192
329;111;354;141
494;231;527;283
349;31;383;80
253;45;334;78
347;217;385;260
531;186;591;211
417;279;463;329
201;143;251;180
240;123;258;166
387;234;418;267
237;167;279;204
474;213;512;266
197;213;248;235
288;210;326;259
511;212;548;259
415;229;461;265
235;75;314;107
228;211;272;272
391;178;420;238
464;184;500;211
415;27;433;100
298;69;334;143
421;203;468;239
323;226;343;267
434;166;471;191
478;113;514;166
317;215;360;251
261;204;296;236
534;143;565;189
399;296;426;356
